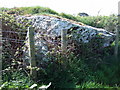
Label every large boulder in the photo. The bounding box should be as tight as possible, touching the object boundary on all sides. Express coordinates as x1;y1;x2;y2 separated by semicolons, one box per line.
17;15;115;61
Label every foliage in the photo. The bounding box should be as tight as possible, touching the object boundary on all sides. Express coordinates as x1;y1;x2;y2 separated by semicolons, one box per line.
2;70;32;89
1;7;118;32
76;81;116;88
0;6;59;15
59;13;78;21
0;13;31;88
104;14;117;33
1;6;120;89
1;13;29;69
36;52;89;88
36;32;120;88
94;63;120;86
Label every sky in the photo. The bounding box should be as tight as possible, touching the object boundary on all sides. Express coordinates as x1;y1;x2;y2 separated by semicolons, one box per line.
0;0;120;16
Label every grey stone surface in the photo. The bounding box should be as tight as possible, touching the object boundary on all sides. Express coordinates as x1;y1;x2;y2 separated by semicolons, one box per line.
17;15;115;61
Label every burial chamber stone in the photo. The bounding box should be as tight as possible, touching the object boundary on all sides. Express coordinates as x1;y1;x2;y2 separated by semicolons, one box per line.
17;15;115;61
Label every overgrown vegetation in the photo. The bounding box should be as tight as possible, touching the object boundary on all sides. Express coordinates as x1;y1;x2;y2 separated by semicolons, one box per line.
0;6;120;89
0;6;117;30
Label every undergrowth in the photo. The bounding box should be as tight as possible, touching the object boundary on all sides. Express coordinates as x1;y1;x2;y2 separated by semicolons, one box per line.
0;6;120;89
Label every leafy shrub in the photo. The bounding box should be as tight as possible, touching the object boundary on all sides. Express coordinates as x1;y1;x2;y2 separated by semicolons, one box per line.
1;6;59;15
1;13;30;70
36;47;93;88
104;14;117;33
2;70;33;89
76;15;112;28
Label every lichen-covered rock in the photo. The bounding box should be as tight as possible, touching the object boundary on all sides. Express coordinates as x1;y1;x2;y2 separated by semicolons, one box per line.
17;15;115;61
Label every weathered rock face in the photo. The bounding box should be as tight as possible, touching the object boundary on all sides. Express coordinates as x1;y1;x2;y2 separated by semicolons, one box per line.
18;15;115;61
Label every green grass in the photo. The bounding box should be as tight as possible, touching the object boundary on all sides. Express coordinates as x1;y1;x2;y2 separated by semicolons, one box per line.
0;6;117;30
2;70;33;89
1;6;120;89
76;81;119;88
